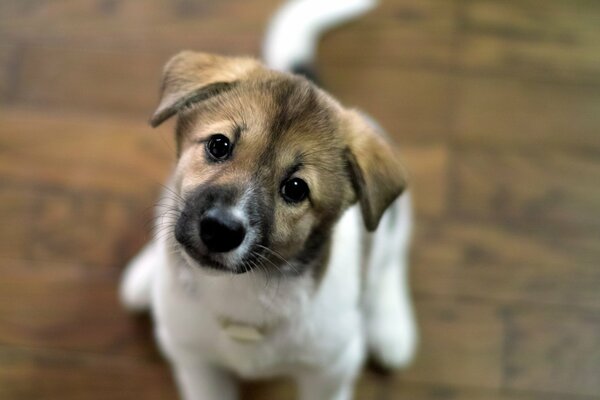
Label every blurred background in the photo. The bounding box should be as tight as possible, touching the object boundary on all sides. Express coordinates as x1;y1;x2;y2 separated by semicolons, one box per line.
1;0;599;399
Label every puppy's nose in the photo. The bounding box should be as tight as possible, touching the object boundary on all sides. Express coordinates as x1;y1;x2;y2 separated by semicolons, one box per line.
199;209;246;253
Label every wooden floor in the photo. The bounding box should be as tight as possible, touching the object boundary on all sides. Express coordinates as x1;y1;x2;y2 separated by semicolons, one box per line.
1;0;599;398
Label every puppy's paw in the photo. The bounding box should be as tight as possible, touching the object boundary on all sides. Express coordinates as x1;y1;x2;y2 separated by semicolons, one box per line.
119;269;151;312
119;250;155;312
367;311;417;370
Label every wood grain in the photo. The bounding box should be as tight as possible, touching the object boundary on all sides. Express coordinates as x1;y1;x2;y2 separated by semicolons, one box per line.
0;0;279;52
460;0;600;84
503;306;600;397
320;0;458;68
413;219;600;309
0;107;172;196
455;75;600;151
0;43;18;101
404;298;504;389
402;145;450;218
16;46;169;117
0;183;151;267
0;345;177;400
0;259;159;358
452;150;600;229
0;107;172;266
322;66;455;143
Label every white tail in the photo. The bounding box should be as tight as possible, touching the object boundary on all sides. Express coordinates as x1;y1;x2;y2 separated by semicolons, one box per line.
263;0;378;72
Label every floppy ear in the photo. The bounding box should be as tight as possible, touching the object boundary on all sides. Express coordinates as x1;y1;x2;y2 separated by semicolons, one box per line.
344;110;408;232
150;51;260;127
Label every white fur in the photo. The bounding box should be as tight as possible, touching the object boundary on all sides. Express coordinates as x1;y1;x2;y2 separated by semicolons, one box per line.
120;192;416;400
364;193;418;368
263;0;378;71
119;241;157;311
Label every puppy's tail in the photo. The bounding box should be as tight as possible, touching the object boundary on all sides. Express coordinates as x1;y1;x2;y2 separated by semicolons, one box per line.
263;0;377;81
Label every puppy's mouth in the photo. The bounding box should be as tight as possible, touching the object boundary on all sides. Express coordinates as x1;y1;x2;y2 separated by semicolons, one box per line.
178;244;257;275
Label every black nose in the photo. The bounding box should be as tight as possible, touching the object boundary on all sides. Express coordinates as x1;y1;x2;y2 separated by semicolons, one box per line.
199;209;246;253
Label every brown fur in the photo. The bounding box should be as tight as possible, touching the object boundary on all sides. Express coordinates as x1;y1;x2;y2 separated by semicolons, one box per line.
151;51;407;272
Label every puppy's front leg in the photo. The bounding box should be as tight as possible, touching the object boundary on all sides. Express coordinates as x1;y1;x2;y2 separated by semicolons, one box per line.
364;193;417;369
174;362;238;400
296;334;365;400
120;241;160;311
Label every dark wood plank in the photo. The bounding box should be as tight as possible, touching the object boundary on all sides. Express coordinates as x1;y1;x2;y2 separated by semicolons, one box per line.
404;298;504;389
455;75;600;151
460;0;600;84
243;379;294;400
504;305;600;397
0;185;36;263
2;343;596;400
0;107;172;266
407;299;600;397
243;373;382;400
0;0;278;52
0;107;172;196
321;66;455;142
15;46;170;117
320;0;458;68
412;219;600;309
0;43;17;101
244;378;600;400
403;144;450;219
0;259;159;358
0;345;177;400
0;184;151;267
452;150;600;230
243;375;567;400
386;382;598;400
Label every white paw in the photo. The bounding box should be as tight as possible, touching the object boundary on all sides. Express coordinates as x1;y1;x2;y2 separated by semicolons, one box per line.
119;270;151;312
367;311;417;370
119;244;156;312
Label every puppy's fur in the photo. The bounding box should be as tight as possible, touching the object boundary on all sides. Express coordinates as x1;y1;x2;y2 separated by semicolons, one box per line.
120;50;416;400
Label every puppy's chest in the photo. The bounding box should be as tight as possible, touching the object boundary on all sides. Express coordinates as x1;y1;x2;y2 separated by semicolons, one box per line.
195;269;314;328
161;269;328;376
157;206;364;377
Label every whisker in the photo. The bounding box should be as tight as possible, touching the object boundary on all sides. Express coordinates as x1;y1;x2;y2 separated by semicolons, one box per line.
158;183;186;203
254;250;284;278
255;244;300;275
246;259;262;290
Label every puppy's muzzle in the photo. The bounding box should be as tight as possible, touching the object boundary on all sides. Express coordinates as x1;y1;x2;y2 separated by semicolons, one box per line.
199;208;246;253
174;185;260;272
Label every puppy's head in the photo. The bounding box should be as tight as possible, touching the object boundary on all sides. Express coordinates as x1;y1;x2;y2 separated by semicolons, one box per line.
152;51;406;275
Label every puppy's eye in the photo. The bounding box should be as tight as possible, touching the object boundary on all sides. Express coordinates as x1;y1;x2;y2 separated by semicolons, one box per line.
206;134;231;160
281;178;309;203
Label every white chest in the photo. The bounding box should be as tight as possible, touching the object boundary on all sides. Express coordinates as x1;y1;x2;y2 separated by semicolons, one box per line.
152;206;364;378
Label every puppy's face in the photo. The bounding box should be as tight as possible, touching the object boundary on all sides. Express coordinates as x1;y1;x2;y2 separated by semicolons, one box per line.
152;52;406;275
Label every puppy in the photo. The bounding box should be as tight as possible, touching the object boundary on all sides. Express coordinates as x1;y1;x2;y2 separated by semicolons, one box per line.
120;2;417;400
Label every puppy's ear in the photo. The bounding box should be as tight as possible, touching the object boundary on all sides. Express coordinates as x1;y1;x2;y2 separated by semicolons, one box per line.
150;51;260;127
344;110;408;232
